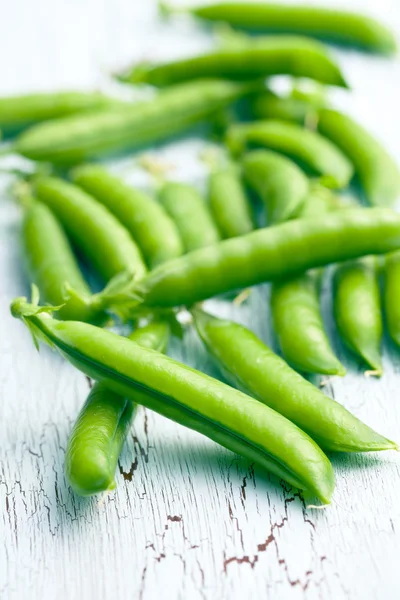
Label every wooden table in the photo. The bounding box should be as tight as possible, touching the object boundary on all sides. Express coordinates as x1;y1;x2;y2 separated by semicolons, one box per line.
1;1;400;598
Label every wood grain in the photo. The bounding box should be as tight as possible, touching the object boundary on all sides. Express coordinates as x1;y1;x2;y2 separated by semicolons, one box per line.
1;1;400;598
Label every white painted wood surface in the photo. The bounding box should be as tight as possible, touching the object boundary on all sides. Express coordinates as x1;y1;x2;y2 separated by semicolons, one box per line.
1;1;400;598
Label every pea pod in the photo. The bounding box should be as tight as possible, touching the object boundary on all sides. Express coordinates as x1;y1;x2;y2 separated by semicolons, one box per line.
72;166;184;268
0;90;119;134
131;208;400;308
193;309;395;453
158;181;221;251
226;120;354;188
297;184;345;218
21;200;107;324
14;80;253;165
248;97;400;206
174;2;397;55
270;186;345;375
384;252;400;347
250;90;324;125
208;165;254;238
119;37;347;88
11;298;335;504
317;109;400;206
242;150;309;224
271;271;344;376
33;176;147;283
334;257;383;375
65;320;170;497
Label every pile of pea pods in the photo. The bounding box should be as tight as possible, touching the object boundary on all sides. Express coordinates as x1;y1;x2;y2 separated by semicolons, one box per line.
4;2;400;505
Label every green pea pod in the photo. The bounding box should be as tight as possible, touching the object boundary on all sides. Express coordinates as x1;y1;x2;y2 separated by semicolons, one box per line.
226;120;354;188
334;257;383;375
270;186;345;376
72;166;184;268
208;165;255;238
192;309;395;453
297;185;345;218
12;298;335;504
65;320;170;496
242;149;309;224
33;176;147;283
14;80;254;165
158;181;221;252
0;90;120;135
271;271;345;376
22;200;107;324
250;90;323;125
317;109;400;206
130;208;400;309
119;37;347;88
174;2;396;55
384;251;400;347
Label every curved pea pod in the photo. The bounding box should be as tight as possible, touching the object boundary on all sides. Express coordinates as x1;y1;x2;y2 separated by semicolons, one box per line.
270;187;345;375
192;309;396;453
242;149;309;224
317;109;400;207
334;257;383;375
130;208;400;308
65;320;170;497
176;2;397;55
14;80;254;165
12;299;335;504
120;37;347;88
250;90;324;125
158;181;220;252
33;176;147;283
384;251;400;347
0;90;119;135
22;200;108;324
208;165;254;238
72;166;183;268
271;271;345;376
226;120;354;188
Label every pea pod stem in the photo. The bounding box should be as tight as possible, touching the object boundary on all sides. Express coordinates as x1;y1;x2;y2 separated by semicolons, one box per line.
130;208;400;308
11;298;336;504
65;320;170;497
192;308;396;453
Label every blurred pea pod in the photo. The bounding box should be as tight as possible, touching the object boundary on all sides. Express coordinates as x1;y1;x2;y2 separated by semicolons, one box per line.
0;90;121;135
118;37;347;88
165;2;397;55
242;149;309;224
226;120;354;188
249;92;400;207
